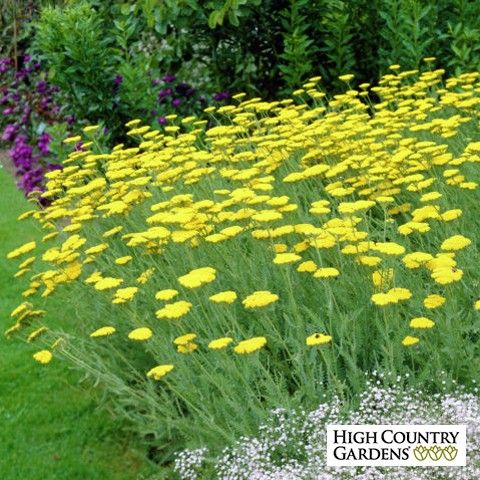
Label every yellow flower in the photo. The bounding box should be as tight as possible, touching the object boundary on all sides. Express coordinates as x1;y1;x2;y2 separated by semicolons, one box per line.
440;234;471;251
339;73;354;82
63;135;81;144
409;317;435;329
128;327;153;341
389;287;412;301
14;268;30;278
7;241;36;259
273;253;302;264
155;289;179;301
94;277;124;290
103;226;123;237
10;302;31;317
371;242;405;255
33;350;53;364
251;210;282;222
112;286;138;303
83;124;100;134
297;260;317;272
440;209;462;221
125;118;141;128
115;256;132;265
420;191;442;202
156;300;192;319
338;200;375;214
273;243;288;254
84;243;109;255
402;336;420;346
423;294;446;309
402;252;434;269
242;291;279;308
426;254;456;271
306;333;332;346
371;287;412;306
398;221;430;235
4;322;21;336
431;267;463;285
137;268;155;284
147;364;174;380
208;337;233;350
90;326;116;337
220;225;244;237
177;342;198;354
174;333;197;345
51;338;64;349
27;326;47;343
19;256;35;269
178;267;216;288
313;267;340;278
209;291;237;304
356;255;382;266
85;271;103;284
234;336;267;354
474;299;480;311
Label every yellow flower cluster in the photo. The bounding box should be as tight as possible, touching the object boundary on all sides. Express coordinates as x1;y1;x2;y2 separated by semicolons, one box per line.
6;66;480;381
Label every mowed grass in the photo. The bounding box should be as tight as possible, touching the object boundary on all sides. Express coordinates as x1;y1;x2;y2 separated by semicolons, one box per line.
0;167;155;480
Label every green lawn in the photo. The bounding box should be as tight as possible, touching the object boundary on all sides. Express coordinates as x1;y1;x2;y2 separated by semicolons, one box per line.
0;167;155;479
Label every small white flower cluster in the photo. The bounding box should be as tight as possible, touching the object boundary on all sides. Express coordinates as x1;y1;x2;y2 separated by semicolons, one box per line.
174;447;208;480
174;374;480;479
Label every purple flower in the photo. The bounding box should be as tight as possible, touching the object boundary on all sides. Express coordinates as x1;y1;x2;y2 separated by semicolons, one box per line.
114;74;123;87
46;162;62;171
15;70;27;80
175;82;194;97
157;116;167;125
39;96;51;109
213;91;231;102
0;58;12;75
163;73;176;83
2;107;14;116
158;88;173;99
20;113;30;125
171;98;182;108
1;123;19;141
37;133;51;156
36;80;48;94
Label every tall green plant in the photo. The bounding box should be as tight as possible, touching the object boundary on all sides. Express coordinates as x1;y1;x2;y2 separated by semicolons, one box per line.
319;0;356;84
278;0;315;92
378;0;433;71
445;0;480;74
33;2;116;123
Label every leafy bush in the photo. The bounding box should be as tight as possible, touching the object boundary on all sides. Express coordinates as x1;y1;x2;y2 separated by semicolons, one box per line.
0;55;68;200
33;3;118;129
26;0;480;119
5;67;480;464
32;1;232;142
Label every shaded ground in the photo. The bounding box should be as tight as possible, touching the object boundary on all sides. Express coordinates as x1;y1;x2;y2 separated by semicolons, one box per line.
0;148;15;175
